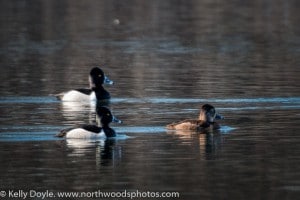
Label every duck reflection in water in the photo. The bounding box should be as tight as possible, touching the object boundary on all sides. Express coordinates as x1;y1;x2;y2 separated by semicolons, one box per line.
167;129;224;160
65;139;120;166
60;100;111;125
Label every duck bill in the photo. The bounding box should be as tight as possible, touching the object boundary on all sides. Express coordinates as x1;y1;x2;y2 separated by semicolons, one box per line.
215;113;224;120
104;76;114;85
112;116;122;124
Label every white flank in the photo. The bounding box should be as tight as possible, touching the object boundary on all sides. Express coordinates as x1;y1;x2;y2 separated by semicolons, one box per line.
65;128;105;139
89;92;96;101
62;90;94;102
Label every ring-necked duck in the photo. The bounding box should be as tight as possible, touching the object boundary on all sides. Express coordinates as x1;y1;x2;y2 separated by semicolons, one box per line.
56;106;122;139
166;104;224;131
55;67;113;102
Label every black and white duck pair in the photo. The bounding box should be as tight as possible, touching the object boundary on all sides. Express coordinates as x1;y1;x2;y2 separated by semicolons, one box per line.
55;67;120;139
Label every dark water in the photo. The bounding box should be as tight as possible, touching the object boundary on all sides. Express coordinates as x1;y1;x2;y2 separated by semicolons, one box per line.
1;0;300;199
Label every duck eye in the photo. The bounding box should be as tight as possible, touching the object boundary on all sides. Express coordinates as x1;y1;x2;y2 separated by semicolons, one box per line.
99;75;102;77
107;113;110;116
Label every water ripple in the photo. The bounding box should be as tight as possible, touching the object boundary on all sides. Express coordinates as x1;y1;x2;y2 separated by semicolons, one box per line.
0;96;299;104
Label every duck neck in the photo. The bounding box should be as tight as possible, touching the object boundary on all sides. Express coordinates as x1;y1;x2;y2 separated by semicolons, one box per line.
200;121;214;128
92;85;110;100
101;123;109;129
102;124;116;137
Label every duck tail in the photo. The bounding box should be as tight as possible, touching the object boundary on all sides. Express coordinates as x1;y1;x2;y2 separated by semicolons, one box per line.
49;93;64;100
55;127;73;137
166;123;176;130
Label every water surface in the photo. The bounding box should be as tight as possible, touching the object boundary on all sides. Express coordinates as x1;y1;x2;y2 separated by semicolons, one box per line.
0;0;300;199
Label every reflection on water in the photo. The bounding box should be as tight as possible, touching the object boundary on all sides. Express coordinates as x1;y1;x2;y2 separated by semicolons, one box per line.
0;95;299;199
60;101;97;125
1;0;300;199
167;130;225;160
65;139;122;167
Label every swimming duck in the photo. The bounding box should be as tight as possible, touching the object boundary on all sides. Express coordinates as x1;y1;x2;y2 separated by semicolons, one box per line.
56;106;122;139
166;104;223;131
55;67;113;102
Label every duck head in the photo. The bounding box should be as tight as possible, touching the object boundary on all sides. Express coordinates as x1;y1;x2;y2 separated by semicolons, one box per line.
199;104;223;123
96;106;122;126
89;67;114;89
